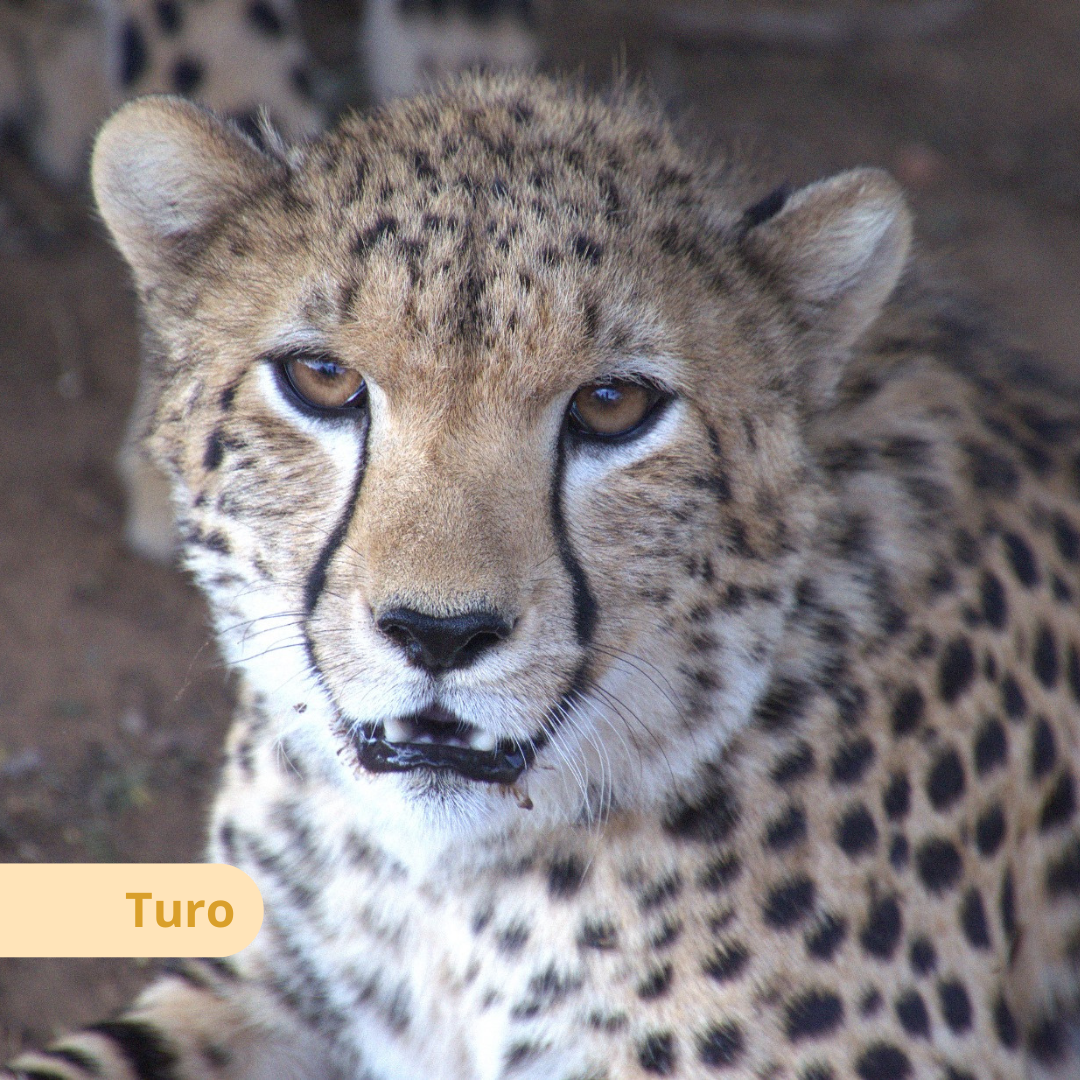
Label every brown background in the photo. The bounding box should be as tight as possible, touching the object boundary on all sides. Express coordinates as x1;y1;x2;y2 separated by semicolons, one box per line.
1;0;1078;1055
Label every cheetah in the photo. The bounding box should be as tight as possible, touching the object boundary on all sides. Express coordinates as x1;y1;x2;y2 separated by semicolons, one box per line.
9;72;1080;1080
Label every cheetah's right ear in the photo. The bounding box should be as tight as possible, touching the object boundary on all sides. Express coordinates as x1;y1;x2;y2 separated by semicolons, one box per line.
740;168;912;406
91;96;278;287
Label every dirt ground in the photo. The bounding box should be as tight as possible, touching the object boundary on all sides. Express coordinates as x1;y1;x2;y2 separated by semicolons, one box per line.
1;0;1078;1057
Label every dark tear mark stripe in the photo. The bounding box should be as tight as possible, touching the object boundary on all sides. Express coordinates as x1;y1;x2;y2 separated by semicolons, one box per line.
87;1021;179;1080
302;422;369;684
302;423;370;618
551;436;597;647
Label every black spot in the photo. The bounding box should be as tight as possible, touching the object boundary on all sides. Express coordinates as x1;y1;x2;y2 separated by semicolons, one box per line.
1033;623;1059;688
915;837;963;893
835;805;878;858
754;677;815;731
703;941;749;982
697;1021;743;1067
937;637;976;704
859;987;883;1016
895;989;931;1037
120;19;149;86
926;746;966;811
291;66;313;99
765;804;807;851
959;887;991;949
1068;644;1080;703
637;872;682;911
805;913;847;961
1052;574;1073;602
1046;838;1080;896
663;771;739;843
974;718;1007;775
698;852;741;891
650;919;682;950
859;895;902;960
1039;770;1076;831
155;0;182;33
855;1043;911;1080
890;685;924;737
830;737;875;784
944;1069;975;1080
909;937;936;976
994;994;1020;1050
784;988;844;1042
171;57;204;95
572;234;603;265
1001;674;1027;719
889;833;909;870
882;772;910;820
999;868;1018;943
938;980;973;1034
203;430;224;471
495;923;530;954
355;215;398;258
953;527;981;565
247;0;285;35
547;854;586;898
505;1040;550;1074
194;530;230;555
770;741;815;785
975;803;1006;857
762;876;816;929
979;571;1007;629
637;963;673;1000
800;1067;834;1080
966;442;1020;495
637;1032;675;1075
1031;716;1057;779
1003;531;1039;587
88;1020;179;1080
1053;513;1080;562
1028;1016;1067;1064
578;919;618;950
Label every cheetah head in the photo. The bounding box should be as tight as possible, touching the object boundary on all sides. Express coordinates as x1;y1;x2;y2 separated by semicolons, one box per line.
92;75;910;843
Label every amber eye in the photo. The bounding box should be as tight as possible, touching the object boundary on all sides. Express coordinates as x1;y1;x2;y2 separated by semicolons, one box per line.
568;380;661;438
282;354;366;412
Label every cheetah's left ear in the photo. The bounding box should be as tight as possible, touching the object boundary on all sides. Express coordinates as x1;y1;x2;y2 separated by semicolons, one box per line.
91;95;280;289
741;168;912;401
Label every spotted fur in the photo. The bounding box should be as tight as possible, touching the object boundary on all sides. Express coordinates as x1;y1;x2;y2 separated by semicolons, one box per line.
9;73;1080;1080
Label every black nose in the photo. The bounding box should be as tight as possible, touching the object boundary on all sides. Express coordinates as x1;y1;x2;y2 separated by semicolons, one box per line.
376;607;512;672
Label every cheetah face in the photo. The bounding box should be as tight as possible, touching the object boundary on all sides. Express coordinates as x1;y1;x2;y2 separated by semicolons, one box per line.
92;77;909;839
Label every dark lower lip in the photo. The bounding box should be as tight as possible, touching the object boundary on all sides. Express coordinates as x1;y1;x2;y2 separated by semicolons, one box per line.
353;734;533;785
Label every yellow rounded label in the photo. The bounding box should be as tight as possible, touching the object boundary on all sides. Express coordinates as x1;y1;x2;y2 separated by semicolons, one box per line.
0;864;263;956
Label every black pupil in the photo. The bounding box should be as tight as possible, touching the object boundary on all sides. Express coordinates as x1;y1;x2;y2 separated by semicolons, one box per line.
310;360;344;382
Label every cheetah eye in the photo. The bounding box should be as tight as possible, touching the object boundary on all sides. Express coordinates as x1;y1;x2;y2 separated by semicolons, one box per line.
568;379;665;439
280;352;367;413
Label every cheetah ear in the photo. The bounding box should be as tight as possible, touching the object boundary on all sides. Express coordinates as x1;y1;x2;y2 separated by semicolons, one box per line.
742;168;912;401
91;96;277;286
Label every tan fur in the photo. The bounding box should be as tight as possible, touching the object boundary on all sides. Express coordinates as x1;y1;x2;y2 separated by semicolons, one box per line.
9;73;1080;1080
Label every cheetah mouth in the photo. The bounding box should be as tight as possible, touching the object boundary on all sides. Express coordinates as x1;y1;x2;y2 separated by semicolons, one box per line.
351;705;534;785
